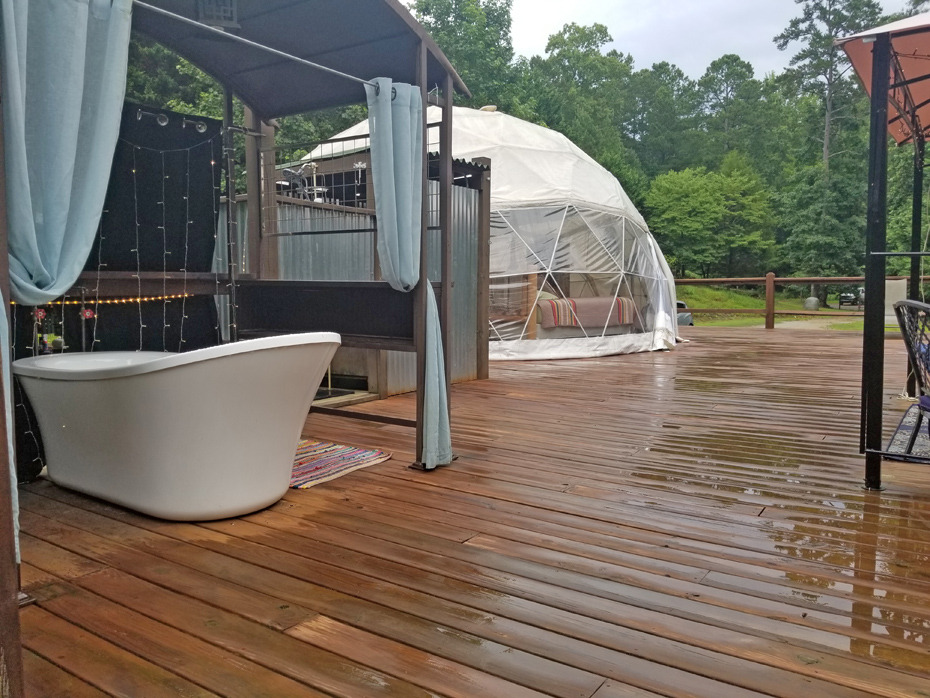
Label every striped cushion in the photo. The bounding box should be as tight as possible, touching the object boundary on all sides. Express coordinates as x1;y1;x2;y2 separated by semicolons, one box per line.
537;297;637;329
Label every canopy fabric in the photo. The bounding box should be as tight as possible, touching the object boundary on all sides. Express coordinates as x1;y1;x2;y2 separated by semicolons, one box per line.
364;78;451;468
133;0;468;118
1;0;133;558
838;12;930;144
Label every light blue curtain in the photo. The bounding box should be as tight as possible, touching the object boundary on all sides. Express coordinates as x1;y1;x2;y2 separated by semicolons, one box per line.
365;77;452;468
1;0;133;558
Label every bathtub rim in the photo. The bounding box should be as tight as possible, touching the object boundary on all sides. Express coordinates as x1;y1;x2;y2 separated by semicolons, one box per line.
12;332;341;381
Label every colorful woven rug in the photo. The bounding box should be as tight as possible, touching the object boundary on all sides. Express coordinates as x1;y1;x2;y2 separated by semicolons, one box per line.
290;439;392;488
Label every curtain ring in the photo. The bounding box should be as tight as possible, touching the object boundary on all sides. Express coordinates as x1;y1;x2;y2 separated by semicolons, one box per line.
375;84;381;96
391;87;397;101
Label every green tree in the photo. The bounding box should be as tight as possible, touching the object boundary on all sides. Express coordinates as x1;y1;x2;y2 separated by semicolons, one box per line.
624;62;704;177
698;55;761;162
411;0;515;108
777;161;865;276
645;168;723;278
524;23;648;203
773;0;882;174
645;155;776;278
715;152;777;276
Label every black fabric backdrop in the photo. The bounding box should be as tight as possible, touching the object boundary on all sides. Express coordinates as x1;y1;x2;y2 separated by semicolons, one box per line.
86;101;222;274
14;102;225;481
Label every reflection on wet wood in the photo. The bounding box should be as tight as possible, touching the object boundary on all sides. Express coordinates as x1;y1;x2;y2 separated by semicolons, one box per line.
17;327;930;697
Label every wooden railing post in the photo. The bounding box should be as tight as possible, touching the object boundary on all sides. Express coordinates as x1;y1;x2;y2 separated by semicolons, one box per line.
765;272;776;330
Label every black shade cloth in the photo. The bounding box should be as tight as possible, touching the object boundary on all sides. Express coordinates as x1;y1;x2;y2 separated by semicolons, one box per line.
16;101;224;482
85;101;222;275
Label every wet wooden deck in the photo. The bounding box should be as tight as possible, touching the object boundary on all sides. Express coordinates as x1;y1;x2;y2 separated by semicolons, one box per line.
17;327;930;698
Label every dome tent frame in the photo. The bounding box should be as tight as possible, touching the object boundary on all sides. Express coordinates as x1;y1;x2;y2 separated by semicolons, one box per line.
306;106;678;360
488;201;675;360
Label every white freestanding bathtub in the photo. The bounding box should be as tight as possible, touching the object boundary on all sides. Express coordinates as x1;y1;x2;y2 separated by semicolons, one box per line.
12;333;341;520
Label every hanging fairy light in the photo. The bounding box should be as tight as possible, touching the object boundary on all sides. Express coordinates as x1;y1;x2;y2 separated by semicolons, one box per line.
132;145;146;350
11;294;195;307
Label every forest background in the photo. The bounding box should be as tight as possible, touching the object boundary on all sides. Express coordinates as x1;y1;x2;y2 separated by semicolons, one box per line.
125;0;930;283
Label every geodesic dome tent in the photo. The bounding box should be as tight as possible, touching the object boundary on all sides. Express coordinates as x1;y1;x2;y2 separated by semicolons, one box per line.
307;106;678;360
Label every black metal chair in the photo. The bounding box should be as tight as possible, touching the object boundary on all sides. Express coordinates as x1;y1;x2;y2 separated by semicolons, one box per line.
893;299;930;455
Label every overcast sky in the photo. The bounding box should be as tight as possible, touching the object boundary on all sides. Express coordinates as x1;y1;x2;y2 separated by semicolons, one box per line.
511;0;914;78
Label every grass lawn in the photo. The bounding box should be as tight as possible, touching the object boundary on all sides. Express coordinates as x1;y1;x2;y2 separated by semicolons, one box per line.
676;285;862;328
692;315;765;327
689;314;823;328
828;320;865;331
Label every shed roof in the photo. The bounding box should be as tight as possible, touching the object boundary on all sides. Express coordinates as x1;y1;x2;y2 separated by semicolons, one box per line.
307;106;645;222
133;0;468;119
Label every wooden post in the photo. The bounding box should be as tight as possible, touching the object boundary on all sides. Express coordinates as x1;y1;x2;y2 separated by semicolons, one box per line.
260;120;279;280
0;67;25;698
475;157;491;380
244;106;262;276
765;272;776;330
413;41;429;467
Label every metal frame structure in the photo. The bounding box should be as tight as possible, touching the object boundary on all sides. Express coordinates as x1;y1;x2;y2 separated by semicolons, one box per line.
837;15;930;489
0;1;471;692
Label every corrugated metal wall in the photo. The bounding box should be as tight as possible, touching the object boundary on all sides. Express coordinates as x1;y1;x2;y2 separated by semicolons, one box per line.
218;181;479;391
386;182;479;394
275;205;376;281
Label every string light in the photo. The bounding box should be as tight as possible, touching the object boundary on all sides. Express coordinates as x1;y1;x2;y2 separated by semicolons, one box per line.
224;135;239;342
92;215;105;350
10;294;194;306
58;294;66;353
21;130;224;359
212;138;221;344
161;150;169;351
133;146;145;350
180;147;191;349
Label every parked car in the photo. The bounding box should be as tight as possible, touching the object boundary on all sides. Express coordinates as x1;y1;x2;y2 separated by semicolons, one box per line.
838;287;865;306
677;300;694;326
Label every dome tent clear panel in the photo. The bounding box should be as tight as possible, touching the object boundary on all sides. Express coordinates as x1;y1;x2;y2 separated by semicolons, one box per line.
488;205;676;361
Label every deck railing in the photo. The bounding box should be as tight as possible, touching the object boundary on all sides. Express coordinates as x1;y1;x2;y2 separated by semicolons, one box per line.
677;273;930;329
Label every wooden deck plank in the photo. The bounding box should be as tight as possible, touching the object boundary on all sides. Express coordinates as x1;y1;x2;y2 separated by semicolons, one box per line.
298;480;930;622
54;569;438;698
33;581;330;698
19;532;108;583
286;616;582;698
590;683;670;698
18;327;930;697
23;483;885;698
76;542;783;698
21;606;221;698
266;494;930;657
17;505;314;631
319;473;930;603
22;649;110;698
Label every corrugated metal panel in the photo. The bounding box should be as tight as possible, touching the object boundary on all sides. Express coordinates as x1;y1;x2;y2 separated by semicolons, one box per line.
387;181;479;394
275;204;376;281
218;187;480;392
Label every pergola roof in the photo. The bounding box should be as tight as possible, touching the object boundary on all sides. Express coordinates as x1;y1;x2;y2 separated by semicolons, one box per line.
133;0;469;119
838;12;930;144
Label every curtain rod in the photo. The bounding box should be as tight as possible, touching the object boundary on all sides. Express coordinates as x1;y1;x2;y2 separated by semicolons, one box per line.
133;1;380;92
